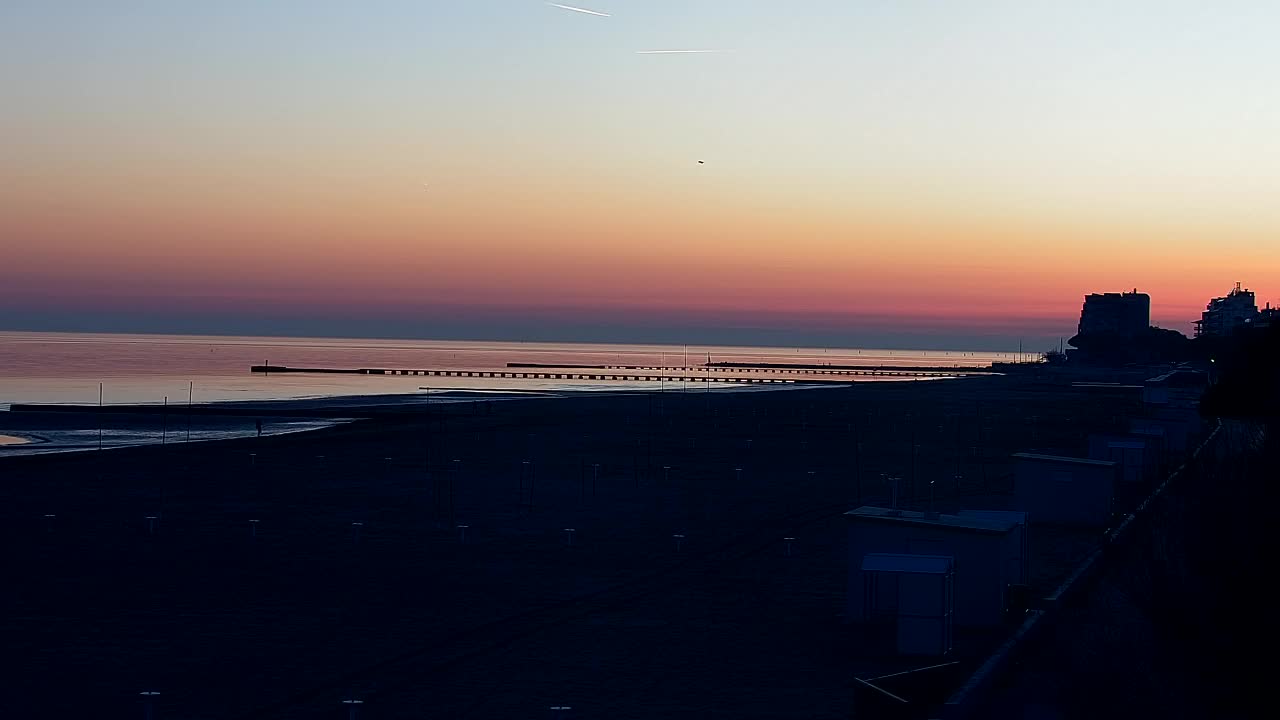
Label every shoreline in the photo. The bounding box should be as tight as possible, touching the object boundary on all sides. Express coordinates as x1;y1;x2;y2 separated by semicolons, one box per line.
0;385;834;456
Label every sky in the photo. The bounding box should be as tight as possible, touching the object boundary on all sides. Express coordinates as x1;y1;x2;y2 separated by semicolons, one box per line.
2;1;1278;350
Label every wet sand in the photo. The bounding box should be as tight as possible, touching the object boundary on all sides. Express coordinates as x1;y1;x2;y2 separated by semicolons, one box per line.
0;372;1149;719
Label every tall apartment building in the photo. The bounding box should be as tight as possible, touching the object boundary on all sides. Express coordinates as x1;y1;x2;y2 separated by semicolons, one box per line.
1194;283;1258;338
1078;290;1151;337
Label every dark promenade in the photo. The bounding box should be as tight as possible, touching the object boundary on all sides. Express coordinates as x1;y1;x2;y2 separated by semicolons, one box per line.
1;373;1147;719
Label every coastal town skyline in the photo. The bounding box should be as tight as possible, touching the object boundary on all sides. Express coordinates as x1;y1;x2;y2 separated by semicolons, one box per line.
3;1;1278;347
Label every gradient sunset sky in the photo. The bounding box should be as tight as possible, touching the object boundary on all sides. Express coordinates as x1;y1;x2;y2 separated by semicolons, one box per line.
3;1;1277;350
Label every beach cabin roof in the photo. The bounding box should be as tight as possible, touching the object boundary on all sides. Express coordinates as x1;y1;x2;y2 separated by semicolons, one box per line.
956;509;1028;526
1011;453;1116;467
845;506;1018;534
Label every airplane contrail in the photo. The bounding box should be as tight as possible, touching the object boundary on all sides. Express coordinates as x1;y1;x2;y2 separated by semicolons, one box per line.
547;3;611;16
636;50;727;54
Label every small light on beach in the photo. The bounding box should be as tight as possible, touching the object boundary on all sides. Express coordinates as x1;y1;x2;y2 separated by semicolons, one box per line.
249;519;260;537
457;524;469;543
351;522;363;544
673;533;685;552
342;699;364;720
43;513;56;533
564;528;576;546
783;537;796;557
145;516;157;535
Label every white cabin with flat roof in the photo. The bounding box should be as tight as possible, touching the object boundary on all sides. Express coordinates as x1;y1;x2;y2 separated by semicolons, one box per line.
1088;434;1153;484
1012;453;1116;525
846;506;1021;627
956;510;1029;586
1130;416;1190;455
861;553;955;656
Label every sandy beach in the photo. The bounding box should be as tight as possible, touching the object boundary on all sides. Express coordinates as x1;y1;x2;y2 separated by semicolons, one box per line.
0;372;1150;719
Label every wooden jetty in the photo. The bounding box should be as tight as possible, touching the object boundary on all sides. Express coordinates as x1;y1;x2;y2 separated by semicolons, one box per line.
249;365;890;385
702;361;996;375
506;362;985;378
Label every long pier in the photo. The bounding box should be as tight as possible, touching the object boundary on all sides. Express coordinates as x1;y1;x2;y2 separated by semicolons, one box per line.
703;361;996;375
506;362;983;378
250;365;871;385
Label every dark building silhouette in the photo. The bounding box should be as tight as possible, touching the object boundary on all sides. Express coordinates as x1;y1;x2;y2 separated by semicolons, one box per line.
1257;303;1277;329
1077;290;1150;338
1194;283;1258;338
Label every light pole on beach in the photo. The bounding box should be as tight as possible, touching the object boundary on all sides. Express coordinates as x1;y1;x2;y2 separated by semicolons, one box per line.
851;421;863;504
140;691;160;720
519;460;533;511
450;459;460;527
423;385;431;471
909;421;918;504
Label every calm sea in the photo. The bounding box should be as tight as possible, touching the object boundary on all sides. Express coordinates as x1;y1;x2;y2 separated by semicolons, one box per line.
0;331;1014;407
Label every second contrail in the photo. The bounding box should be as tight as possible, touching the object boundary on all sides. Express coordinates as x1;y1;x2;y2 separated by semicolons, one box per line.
547;3;611;16
635;50;727;54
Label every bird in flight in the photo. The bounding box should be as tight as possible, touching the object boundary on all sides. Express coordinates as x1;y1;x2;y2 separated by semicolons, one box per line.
547;3;611;16
698;161;705;164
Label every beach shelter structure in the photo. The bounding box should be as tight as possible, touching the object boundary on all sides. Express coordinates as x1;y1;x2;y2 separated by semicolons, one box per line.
861;553;955;656
1012;453;1115;526
1088;434;1154;484
846;507;1021;627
